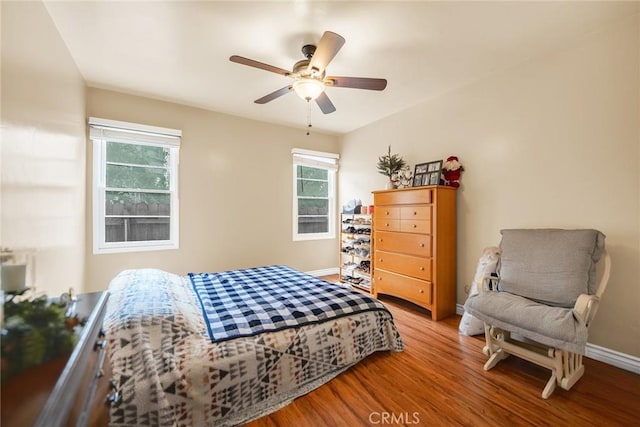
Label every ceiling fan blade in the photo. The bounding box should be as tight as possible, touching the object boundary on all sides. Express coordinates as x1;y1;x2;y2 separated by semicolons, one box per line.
315;91;336;114
230;55;290;76
254;86;292;104
308;31;345;75
326;76;388;91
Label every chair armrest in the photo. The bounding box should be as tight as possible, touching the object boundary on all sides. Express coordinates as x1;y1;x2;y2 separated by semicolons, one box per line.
573;294;600;326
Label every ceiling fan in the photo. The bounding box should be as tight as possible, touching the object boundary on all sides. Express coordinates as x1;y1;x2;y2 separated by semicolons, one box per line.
229;31;387;115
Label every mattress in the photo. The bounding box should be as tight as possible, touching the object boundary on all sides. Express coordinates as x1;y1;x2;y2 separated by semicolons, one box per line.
104;266;403;426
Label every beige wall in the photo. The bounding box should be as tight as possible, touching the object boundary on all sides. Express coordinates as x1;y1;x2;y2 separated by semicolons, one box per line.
86;88;340;291
340;14;640;357
1;1;86;296
4;0;637;360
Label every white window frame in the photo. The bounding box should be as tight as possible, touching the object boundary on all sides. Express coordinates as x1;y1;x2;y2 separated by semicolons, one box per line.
89;117;181;254
292;148;339;241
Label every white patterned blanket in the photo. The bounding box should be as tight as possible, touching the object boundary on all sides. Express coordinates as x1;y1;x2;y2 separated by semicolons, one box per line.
104;268;403;426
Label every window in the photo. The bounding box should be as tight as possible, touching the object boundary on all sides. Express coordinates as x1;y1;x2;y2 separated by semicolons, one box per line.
89;117;180;254
292;148;338;241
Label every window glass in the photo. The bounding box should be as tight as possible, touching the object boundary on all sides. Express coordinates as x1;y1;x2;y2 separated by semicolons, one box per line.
90;118;180;253
292;150;337;241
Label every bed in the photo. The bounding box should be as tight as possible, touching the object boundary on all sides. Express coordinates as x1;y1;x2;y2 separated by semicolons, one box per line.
103;265;403;426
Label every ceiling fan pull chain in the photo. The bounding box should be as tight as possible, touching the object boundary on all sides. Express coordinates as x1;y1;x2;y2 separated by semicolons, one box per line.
306;99;312;136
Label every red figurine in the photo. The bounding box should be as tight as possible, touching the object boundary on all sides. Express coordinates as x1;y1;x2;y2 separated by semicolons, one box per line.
442;156;464;188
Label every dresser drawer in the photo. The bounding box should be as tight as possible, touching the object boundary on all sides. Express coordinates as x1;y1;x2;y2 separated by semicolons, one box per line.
374;269;432;307
399;206;431;220
375;250;431;281
67;334;107;426
374;188;432;206
375;219;400;232
375;231;432;257
400;219;430;234
374;206;400;221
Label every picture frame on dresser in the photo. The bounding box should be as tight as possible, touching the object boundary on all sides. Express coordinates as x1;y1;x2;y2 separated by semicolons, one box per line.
414;163;429;174
428;170;441;185
413;160;442;187
426;160;442;172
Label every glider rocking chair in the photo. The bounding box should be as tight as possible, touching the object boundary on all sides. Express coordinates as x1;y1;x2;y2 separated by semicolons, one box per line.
464;229;611;399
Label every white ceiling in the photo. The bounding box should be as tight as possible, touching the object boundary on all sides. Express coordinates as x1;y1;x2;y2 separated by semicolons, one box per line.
43;1;637;135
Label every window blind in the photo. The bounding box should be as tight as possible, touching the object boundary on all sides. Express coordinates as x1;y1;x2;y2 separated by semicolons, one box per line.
291;148;339;171
89;117;181;147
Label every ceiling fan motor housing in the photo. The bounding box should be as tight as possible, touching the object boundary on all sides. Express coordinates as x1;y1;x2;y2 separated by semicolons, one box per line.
301;44;316;59
293;59;324;79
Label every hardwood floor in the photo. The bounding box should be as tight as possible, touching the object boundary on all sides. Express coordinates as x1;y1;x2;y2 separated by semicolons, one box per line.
246;279;640;427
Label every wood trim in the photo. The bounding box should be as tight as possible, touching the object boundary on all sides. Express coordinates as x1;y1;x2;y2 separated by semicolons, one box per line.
432;187;457;320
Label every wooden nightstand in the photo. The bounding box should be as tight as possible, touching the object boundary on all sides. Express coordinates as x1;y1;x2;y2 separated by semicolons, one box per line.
1;291;111;427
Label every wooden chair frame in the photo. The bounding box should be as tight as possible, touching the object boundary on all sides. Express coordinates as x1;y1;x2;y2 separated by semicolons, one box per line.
481;250;611;399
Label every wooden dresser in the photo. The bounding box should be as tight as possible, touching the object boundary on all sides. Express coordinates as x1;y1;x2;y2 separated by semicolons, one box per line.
1;292;111;427
372;186;457;320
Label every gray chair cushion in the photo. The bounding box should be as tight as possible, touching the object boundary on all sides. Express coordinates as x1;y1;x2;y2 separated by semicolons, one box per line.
497;229;605;307
464;292;588;354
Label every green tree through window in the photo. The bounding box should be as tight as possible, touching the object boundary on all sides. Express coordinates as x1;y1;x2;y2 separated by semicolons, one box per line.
106;142;170;204
296;165;330;234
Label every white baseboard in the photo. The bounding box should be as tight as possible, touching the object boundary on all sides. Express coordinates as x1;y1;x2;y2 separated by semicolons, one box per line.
456;304;640;374
306;267;340;277
586;343;640;374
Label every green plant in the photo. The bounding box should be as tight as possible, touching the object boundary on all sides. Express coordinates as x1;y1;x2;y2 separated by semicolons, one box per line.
376;145;407;179
1;295;77;381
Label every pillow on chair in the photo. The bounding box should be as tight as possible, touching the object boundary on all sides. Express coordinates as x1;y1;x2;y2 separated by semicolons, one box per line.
497;229;605;307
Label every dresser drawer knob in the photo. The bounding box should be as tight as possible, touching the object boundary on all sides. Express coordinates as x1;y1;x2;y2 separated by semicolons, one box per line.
379;238;383;242
385;223;390;227
413;211;417;215
419;243;425;247
419;289;424;294
419;267;425;271
412;224;417;228
385;211;390;215
379;258;383;263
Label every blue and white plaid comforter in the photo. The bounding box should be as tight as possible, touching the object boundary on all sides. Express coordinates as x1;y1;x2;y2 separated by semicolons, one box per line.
189;264;390;343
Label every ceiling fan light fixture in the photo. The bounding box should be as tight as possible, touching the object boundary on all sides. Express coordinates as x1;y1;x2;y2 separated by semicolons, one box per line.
293;78;325;101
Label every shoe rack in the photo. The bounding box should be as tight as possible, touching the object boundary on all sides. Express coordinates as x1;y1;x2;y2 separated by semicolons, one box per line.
339;213;372;292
